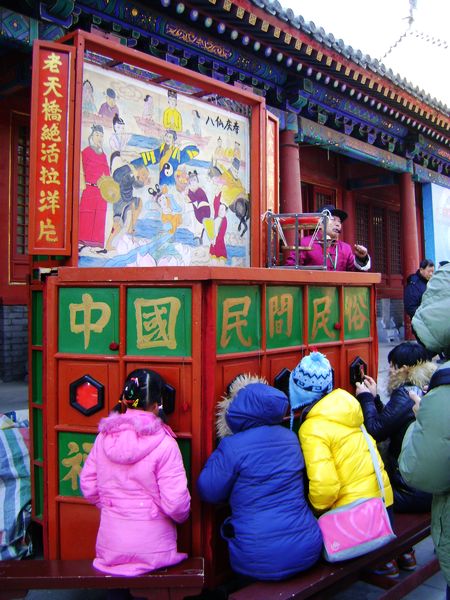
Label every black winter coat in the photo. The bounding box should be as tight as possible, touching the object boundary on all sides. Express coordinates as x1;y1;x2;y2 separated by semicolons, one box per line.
403;271;428;318
357;385;432;513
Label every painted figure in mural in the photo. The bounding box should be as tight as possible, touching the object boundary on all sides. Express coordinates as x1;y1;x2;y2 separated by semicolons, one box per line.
98;87;120;122
82;79;96;114
109;115;131;156
213;136;225;166
233;141;241;161
140;129;199;187
208;165;228;262
142;94;154;119
149;183;183;235
191;109;202;137
286;205;371;271
219;158;250;237
105;159;150;252
79;124;110;251
186;171;213;244
163;90;182;132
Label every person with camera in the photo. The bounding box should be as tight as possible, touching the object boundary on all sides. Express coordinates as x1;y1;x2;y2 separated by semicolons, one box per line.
355;341;435;575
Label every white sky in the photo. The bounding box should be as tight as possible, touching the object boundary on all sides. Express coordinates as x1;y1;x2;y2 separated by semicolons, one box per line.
281;0;450;107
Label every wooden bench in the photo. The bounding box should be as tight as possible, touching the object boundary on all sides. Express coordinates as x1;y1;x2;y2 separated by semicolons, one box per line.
0;556;204;600
228;513;439;600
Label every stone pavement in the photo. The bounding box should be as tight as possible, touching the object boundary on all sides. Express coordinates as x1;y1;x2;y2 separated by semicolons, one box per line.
0;344;447;599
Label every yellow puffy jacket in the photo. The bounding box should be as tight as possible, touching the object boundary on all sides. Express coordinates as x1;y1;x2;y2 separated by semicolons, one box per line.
299;388;393;513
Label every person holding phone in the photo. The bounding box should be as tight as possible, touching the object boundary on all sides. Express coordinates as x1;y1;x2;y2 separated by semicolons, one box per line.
355;341;435;574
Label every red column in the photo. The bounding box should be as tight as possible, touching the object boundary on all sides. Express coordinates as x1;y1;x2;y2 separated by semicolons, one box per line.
343;189;356;248
400;172;420;279
400;172;420;339
279;130;302;213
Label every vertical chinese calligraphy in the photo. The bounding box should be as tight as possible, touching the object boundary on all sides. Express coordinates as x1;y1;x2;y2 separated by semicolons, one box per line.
29;44;72;253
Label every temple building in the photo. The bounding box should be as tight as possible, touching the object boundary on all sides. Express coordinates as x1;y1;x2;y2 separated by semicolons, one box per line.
0;0;449;380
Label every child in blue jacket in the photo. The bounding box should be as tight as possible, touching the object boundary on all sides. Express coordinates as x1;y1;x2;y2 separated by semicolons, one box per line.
197;374;322;582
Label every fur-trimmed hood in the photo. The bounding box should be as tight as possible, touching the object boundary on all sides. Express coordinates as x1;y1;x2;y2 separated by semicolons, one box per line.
98;410;170;465
215;374;288;439
387;361;436;395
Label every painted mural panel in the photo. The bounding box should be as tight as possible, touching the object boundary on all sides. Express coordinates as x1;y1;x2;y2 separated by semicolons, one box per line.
266;286;303;349
78;62;250;267
126;287;192;356
217;285;261;354
344;287;370;340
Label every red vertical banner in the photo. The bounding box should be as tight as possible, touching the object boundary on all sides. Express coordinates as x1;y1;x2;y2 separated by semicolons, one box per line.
29;42;75;254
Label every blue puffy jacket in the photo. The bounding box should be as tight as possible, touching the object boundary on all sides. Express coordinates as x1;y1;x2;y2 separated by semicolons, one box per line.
197;376;322;580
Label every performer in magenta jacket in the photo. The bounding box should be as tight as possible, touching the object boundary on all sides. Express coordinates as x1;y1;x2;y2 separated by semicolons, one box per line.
286;205;371;271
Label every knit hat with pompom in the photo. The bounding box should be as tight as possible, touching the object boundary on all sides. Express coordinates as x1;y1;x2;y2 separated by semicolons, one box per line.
288;351;333;429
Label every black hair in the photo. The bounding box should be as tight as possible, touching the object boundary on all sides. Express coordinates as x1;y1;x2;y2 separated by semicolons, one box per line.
419;258;434;269
121;369;165;411
387;341;432;368
439;260;449;267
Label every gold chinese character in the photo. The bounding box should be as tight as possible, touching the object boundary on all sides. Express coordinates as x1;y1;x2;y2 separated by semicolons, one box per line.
69;293;111;349
41;123;61;142
39;165;61;185
220;296;252;348
345;292;369;332
43;76;63;98
37;218;57;242
43;52;62;73
268;293;293;338
39;189;60;214
61;441;93;492
134;297;181;350
41;142;60;164
311;294;336;340
41;97;62;121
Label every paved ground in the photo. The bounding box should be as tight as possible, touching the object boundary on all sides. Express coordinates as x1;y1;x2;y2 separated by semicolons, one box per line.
0;343;447;598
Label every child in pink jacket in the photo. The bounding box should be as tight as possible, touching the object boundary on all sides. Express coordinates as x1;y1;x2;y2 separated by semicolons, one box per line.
80;369;190;577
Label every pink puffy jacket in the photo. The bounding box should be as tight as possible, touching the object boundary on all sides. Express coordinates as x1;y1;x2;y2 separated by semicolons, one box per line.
80;410;190;576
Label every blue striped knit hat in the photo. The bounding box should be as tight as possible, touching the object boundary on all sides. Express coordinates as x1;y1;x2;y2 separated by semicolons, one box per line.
289;351;333;428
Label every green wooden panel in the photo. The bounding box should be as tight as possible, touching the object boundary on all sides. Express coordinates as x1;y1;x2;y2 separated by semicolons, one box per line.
307;287;340;344
127;288;192;357
31;291;43;346
58;432;190;495
34;465;44;520
266;286;303;349
344;287;371;339
58;288;119;355
58;431;96;497
32;408;43;461
32;350;43;405
177;438;191;487
217;285;261;354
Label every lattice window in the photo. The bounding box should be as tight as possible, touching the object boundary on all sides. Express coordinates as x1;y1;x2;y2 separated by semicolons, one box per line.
356;203;369;249
11;114;30;265
372;207;386;273
314;186;335;211
388;210;401;274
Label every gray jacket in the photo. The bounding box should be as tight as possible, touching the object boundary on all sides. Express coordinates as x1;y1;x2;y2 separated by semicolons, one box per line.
399;263;450;584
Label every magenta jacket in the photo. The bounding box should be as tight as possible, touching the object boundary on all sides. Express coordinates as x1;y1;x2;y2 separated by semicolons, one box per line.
286;235;370;272
80;410;190;576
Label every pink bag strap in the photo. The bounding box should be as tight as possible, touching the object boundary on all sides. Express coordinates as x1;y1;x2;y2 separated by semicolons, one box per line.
360;424;386;503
